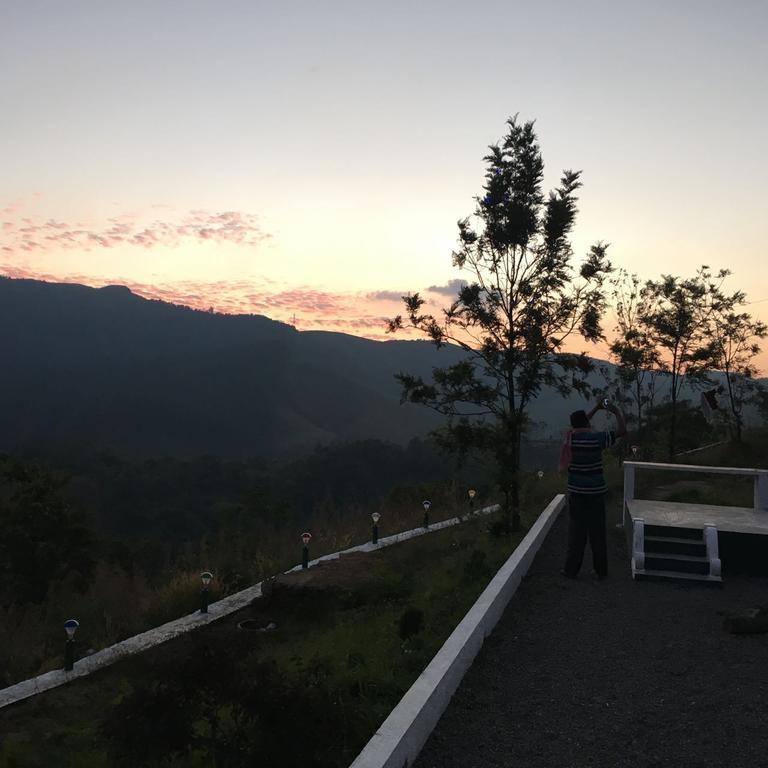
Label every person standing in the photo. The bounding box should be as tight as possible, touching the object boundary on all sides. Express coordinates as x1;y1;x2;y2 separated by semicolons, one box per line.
559;399;627;580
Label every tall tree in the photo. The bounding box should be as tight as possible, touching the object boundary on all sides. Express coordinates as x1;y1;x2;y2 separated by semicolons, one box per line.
639;266;726;460
753;382;768;427
387;115;613;531
703;282;767;442
604;268;665;440
0;455;95;606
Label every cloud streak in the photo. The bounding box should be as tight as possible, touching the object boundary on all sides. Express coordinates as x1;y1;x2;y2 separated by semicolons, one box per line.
0;266;415;341
426;278;466;296
0;208;272;254
366;289;408;302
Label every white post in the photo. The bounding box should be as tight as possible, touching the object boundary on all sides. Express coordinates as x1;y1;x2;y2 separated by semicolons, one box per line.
754;471;768;512
621;462;635;556
624;463;636;506
621;462;635;525
703;524;721;578
631;518;645;577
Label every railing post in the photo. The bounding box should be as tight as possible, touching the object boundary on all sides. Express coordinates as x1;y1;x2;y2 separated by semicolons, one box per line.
754;471;768;512
703;524;721;578
621;462;635;556
624;462;636;505
631;518;645;577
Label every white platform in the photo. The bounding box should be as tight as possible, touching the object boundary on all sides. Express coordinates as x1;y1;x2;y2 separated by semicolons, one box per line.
626;499;768;536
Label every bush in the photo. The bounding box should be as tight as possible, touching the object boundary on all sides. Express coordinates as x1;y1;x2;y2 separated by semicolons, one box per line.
463;549;491;581
398;607;424;640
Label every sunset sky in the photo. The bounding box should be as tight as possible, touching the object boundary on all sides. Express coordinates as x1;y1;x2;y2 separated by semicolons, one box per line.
2;1;767;368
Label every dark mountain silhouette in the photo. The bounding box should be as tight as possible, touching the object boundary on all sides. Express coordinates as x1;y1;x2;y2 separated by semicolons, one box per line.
1;276;761;460
1;277;467;458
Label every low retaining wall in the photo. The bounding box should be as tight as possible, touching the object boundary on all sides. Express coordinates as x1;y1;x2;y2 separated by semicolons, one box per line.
350;494;566;768
0;504;500;710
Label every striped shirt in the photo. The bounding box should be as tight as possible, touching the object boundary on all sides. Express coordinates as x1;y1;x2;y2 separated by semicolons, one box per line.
567;430;617;495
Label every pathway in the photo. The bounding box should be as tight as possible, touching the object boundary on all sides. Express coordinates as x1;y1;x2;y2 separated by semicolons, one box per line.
413;507;768;768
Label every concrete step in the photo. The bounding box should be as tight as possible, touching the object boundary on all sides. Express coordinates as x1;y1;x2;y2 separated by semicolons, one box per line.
634;568;722;584
644;524;703;540
644;552;711;575
645;535;706;557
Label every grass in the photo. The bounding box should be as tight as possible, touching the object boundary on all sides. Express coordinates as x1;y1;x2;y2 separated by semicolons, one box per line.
0;499;543;768
0;483;493;688
7;427;765;766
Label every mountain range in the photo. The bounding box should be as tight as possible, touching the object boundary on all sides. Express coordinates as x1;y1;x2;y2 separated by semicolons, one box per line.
1;276;761;460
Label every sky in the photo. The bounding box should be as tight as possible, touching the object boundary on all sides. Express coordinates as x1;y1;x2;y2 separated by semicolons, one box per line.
2;0;767;367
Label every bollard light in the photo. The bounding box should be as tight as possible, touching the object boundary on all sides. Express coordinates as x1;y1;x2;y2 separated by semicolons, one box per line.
64;619;79;672
301;532;312;569
200;571;213;614
467;489;476;517
371;512;381;545
422;499;431;528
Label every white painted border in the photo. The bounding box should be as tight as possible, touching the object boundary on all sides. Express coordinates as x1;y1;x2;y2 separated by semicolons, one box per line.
0;505;501;710
349;494;566;768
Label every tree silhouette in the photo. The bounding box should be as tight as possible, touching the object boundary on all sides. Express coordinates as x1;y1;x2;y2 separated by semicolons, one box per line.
602;268;664;440
387;115;613;530
639;266;725;460
0;455;95;606
702;276;768;442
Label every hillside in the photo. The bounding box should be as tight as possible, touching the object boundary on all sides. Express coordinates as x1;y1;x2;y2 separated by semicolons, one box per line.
0;277;463;458
2;276;761;459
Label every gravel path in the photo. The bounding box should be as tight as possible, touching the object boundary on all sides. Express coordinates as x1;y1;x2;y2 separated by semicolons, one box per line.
414;507;768;768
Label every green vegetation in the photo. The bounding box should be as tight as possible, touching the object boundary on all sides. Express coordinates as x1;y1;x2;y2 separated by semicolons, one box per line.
2;399;767;766
388;114;614;534
0;504;538;768
0;439;512;688
601;267;767;456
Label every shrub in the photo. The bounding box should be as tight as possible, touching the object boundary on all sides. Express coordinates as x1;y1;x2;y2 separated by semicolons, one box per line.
463;549;491;581
398;607;424;640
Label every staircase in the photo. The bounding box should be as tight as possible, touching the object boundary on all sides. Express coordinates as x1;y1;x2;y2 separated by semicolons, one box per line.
631;522;723;584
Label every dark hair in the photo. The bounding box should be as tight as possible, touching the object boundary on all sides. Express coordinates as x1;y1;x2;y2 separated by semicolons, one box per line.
570;410;590;428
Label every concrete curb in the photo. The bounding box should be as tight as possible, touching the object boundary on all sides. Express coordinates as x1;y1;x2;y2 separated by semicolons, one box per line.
286;504;501;572
349;494;566;768
0;504;500;710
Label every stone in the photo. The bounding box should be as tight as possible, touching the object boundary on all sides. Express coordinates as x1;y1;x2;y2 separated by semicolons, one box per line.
722;607;768;634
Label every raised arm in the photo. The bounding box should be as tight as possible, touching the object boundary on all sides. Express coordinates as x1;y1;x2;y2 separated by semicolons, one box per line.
587;400;602;421
608;403;627;438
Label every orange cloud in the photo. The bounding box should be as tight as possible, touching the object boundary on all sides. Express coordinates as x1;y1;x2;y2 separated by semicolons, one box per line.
3;266;768;372
0;265;415;340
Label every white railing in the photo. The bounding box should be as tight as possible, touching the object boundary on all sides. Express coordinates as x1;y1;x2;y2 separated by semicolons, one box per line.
622;461;768;519
621;461;768;579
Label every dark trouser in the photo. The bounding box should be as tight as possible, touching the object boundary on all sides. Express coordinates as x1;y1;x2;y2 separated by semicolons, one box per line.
564;492;608;578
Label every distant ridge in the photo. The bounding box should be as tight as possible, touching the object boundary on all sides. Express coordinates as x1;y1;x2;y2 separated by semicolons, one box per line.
0;277;459;458
1;276;760;459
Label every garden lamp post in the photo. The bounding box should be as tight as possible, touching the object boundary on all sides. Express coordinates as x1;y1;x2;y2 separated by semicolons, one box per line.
64;619;79;672
301;532;312;569
371;512;381;544
200;571;213;614
468;488;476;516
422;499;431;528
